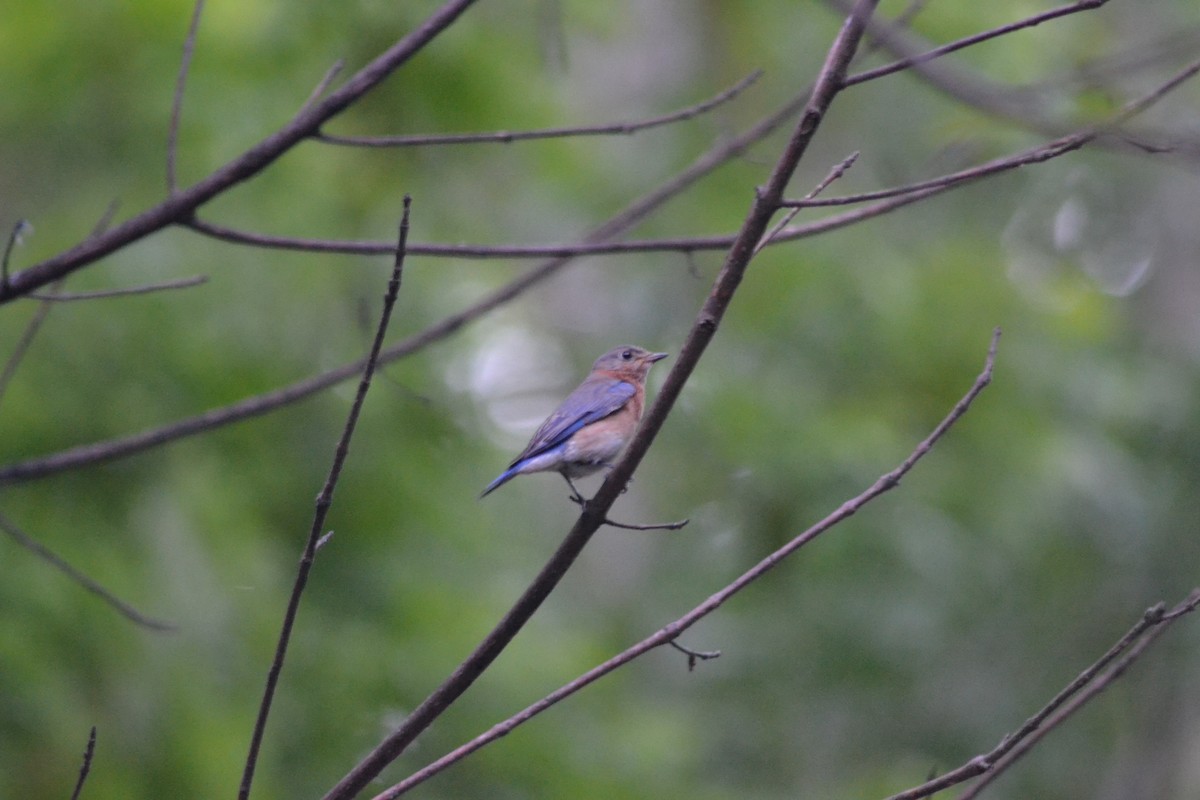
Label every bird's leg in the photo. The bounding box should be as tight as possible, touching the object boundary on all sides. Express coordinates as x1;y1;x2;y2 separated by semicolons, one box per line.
559;472;586;505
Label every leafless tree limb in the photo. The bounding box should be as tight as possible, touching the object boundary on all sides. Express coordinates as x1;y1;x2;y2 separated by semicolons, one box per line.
68;726;97;800
237;199;411;800
166;0;205;193
373;327;1000;799
884;588;1200;800
315;71;760;147
0;511;175;631
0;283;59;409
843;0;1109;89
27;275;208;302
299;60;346;116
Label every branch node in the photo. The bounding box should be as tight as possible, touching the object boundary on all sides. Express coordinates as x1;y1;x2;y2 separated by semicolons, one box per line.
668;639;722;671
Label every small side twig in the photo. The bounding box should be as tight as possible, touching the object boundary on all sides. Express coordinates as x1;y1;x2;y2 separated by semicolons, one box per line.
237;198;412;800
315;71;761;147
68;726;97;800
756;150;858;254
167;0;206;193
28;275;208;302
299;60;346;116
0;280;60;410
1;219;31;291
0;511;175;631
842;0;1108;88
566;492;689;531
668;639;721;671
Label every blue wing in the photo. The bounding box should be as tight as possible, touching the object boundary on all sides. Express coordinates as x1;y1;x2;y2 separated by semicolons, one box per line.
511;376;634;465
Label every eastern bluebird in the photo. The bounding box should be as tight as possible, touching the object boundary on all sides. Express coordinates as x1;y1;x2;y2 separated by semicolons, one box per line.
481;345;669;500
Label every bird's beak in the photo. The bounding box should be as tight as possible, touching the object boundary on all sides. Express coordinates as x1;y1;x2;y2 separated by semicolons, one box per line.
647;352;669;363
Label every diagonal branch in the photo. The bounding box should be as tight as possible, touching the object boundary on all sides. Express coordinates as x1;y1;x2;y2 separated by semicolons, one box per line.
884;588;1200;800
0;511;175;631
374;328;1000;799
166;0;205;193
321;4;881;799
0;0;480;303
842;0;1109;89
237;200;411;800
316;70;761;147
68;726;97;800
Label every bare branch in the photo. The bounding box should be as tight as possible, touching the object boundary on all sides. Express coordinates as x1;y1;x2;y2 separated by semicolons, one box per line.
323;6;882;798
0;0;480;302
68;726;97;800
315;71;761;147
238;199;411;800
0;511;175;631
884;588;1200;800
28;275;208;302
299;60;346;116
667;640;721;672
1;219;31;290
843;0;1109;88
756;150;859;254
167;0;205;193
0;281;60;409
374;327;1000;799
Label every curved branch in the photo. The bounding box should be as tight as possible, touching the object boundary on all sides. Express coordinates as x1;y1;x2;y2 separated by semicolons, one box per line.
0;511;175;631
316;70;761;147
237;200;411;800
0;0;481;303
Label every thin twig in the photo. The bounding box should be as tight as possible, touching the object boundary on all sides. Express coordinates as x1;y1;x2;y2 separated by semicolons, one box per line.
954;590;1200;800
299;60;345;116
566;494;689;531
28;275;208;302
68;726;97;800
237;199;411;800
600;516;690;531
315;71;760;147
842;0;1109;88
668;639;721;672
756;150;858;254
373;327;1000;799
324;6;881;798
883;588;1200;800
0;280;60;409
0;512;175;631
1;219;30;290
167;0;206;193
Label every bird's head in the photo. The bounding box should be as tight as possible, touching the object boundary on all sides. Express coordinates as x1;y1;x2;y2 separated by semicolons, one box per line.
591;345;669;380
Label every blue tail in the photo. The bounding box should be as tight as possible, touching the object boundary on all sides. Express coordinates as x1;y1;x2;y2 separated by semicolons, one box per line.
480;466;521;498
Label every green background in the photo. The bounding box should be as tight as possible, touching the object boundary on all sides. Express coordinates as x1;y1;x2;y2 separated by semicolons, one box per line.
2;1;1199;798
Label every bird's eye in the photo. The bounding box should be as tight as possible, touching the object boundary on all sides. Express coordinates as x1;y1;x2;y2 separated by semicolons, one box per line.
621;349;634;360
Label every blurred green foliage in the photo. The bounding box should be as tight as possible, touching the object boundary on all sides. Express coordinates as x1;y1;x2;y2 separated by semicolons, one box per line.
2;1;1199;799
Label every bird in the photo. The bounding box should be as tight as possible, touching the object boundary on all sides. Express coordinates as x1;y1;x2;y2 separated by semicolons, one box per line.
481;345;669;500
